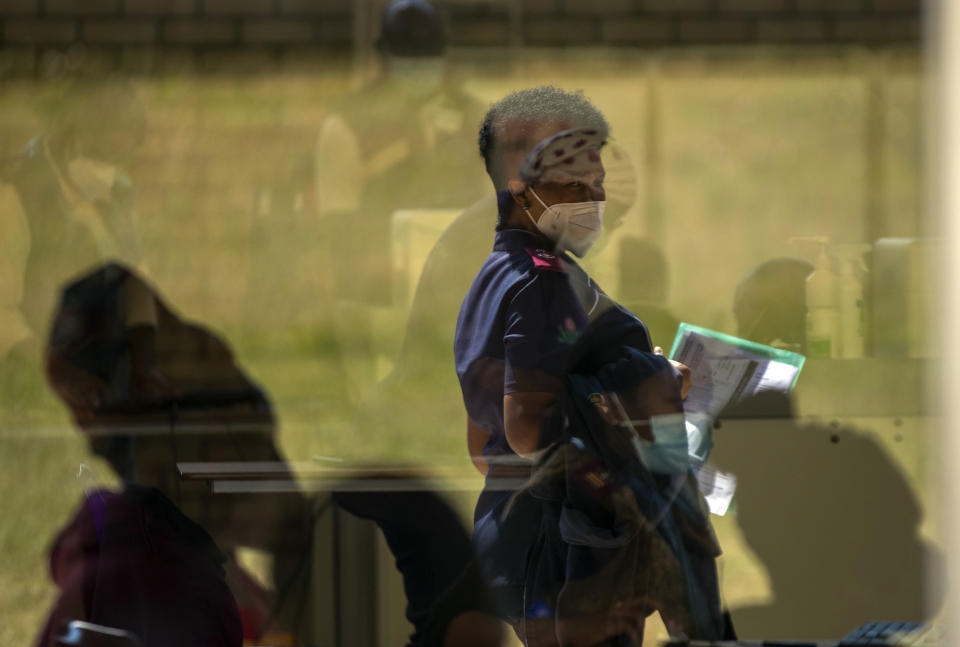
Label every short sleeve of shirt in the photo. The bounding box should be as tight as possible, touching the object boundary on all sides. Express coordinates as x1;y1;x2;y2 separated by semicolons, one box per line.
503;274;581;396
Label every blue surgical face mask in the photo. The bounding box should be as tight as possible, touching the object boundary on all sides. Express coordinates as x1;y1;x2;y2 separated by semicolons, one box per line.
610;393;690;475
645;413;690;474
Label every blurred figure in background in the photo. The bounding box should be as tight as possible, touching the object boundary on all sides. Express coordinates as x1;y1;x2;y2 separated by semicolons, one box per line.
616;236;679;352
733;258;813;354
1;79;145;349
314;0;488;401
0;78;147;412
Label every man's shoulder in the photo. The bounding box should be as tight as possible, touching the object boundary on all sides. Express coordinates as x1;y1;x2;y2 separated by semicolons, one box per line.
465;250;525;298
460;249;571;325
521;247;565;273
471;246;558;291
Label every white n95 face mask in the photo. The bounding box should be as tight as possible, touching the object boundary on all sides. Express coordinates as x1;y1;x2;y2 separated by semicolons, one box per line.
526;188;605;258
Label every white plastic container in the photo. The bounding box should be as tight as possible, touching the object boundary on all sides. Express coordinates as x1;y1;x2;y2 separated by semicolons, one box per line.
872;238;937;358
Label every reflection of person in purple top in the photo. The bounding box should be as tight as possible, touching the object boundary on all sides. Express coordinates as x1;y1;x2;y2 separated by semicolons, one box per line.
37;263;308;646
35;485;243;647
39;263;507;647
453;88;658;640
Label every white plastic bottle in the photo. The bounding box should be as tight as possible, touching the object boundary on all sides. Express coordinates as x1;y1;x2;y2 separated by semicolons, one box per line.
804;238;839;359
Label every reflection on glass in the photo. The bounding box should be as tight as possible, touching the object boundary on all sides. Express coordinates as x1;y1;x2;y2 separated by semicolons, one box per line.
0;13;935;647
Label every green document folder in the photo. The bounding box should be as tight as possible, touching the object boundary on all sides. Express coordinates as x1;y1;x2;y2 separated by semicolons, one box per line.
668;322;806;419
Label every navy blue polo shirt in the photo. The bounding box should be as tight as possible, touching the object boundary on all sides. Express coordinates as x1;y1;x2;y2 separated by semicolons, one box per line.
454;228;654;601
454;229;652;499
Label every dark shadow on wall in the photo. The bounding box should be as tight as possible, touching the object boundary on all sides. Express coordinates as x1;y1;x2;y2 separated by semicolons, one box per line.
36;262;502;647
711;393;941;640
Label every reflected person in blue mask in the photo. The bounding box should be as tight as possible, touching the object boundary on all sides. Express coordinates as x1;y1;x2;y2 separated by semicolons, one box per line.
522;346;731;645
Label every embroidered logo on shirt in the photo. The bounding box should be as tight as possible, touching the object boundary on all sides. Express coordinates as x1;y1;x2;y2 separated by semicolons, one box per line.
556;316;580;344
525;248;565;272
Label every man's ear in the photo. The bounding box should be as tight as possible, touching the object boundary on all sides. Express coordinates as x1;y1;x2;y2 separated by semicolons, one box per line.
507;179;529;207
588;393;618;425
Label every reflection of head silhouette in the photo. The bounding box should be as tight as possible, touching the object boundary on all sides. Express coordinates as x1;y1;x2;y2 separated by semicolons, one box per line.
45;263;302;554
45;79;147;166
379;0;445;57
616;237;679;348
734;258;813;352
40;263;316;646
618;237;668;305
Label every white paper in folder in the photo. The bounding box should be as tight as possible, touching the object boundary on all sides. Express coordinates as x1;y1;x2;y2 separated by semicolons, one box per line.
668;323;805;515
669;323;805;420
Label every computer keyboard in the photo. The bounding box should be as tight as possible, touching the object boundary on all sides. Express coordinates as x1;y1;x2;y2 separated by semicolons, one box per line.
839;621;940;646
661;622;941;647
